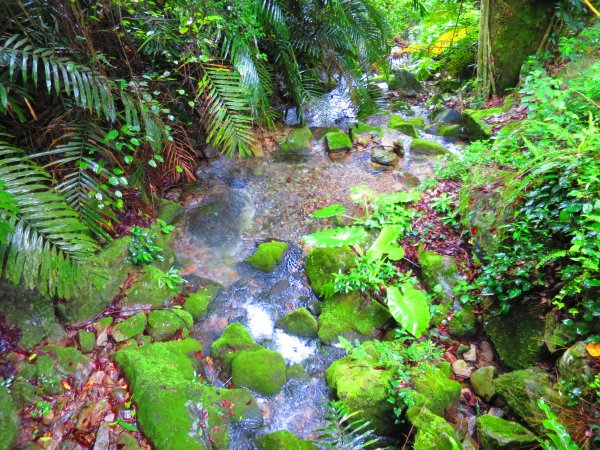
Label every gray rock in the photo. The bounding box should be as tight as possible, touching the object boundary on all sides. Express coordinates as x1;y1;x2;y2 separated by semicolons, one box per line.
471;366;497;401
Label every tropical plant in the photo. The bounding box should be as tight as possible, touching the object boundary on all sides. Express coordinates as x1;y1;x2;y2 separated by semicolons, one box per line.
128;226;163;266
537;399;581;450
316;400;380;450
158;267;187;291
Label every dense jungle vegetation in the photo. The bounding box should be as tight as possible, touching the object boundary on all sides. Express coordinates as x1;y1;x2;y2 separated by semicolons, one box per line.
0;0;599;449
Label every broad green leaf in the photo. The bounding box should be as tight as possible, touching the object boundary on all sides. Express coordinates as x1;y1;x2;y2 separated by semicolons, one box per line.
374;191;422;206
349;185;375;204
386;284;430;338
312;204;347;218
302;226;367;248
366;225;405;261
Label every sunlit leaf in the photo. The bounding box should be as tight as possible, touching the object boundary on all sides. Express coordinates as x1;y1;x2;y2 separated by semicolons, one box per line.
366;225;405;261
349;185;375;204
312;204;347;218
386;284;430;338
374;191;421;206
303;226;367;248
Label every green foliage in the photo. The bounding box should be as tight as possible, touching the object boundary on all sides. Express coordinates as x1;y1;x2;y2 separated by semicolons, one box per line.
316;400;380;450
303;226;368;248
158;267;187;291
386;282;431;338
366;225;406;261
312;204;348;218
128;226;164;266
537;399;580;450
334;254;398;295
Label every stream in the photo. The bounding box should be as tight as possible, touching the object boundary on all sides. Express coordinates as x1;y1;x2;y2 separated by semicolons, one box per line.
172;80;464;445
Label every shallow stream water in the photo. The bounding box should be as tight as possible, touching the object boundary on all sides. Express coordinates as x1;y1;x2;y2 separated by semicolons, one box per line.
172;83;463;446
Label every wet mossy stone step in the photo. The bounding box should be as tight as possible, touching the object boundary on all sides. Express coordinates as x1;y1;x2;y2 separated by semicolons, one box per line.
124;265;172;307
406;406;462;450
114;339;262;450
147;309;193;342
183;280;222;320
389;116;418;137
476;414;537;449
245;241;289;273
282;126;313;152
256;430;317;450
210;322;264;371
275;307;318;338
410;138;448;155
231;348;287;395
305;247;355;299
324;130;352;152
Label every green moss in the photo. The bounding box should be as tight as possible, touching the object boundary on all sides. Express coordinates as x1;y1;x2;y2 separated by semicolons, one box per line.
448;309;478;339
405;117;426;129
94;317;113;332
282;127;313;152
275;308;318;338
231;349;287;395
256;430;317;450
124;265;173;307
184;281;222;320
111;313;147;343
371;148;399;166
17;363;36;380
245;241;289;272
318;293;392;344
286;364;310;381
470;366;497;402
42;345;91;381
210;323;263;370
350;122;383;143
116;432;141;450
77;330;96;353
544;311;577;353
389;116;418;137
438;124;460;138
418;249;460;299
0;386;18;450
406;406;462;450
157;198;182;224
484;303;546;370
558;341;595;396
410;138;448;155
147;309;193;342
409;364;461;416
476;415;536;449
150;222;176;271
305;247;355;299
11;380;38;408
35;355;55;378
325;130;353;152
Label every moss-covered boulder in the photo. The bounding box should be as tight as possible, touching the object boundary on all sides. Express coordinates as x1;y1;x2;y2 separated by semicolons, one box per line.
494;367;563;433
114;339;263;450
77;330;96;353
245;241;289;272
418;249;461;299
544;311;577;353
350;122;383;143
305;247;356;299
286;364;310;381
157;198;182;225
470;366;497;402
147;309;193;342
405;117;426;129
0;386;18;450
116;432;141;450
406;406;462;450
231;349;287;395
210;323;263;370
318;293;392;344
449;309;478;339
326;348;396;435
124;265;173;307
275;308;318;338
184;281;222;320
408;364;462;416
41;345;92;388
476;415;537;449
389;116;418;137
111;313;147;343
150;222;176;271
371;148;399;166
462;97;515;140
410;138;448;155
325;130;353;153
558;341;595;397
282;127;313;152
484;303;546;370
438;124;461;139
11;379;38;407
256;430;317;450
388;69;424;94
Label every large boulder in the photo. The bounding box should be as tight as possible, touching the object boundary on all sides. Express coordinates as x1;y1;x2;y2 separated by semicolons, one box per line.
147;309;193;342
305;247;355;299
0;386;18;450
245;241;289;273
231;349;287;395
256;430;317;450
408;364;462;416
476;414;537;449
406;406;462;450
275;307;318;339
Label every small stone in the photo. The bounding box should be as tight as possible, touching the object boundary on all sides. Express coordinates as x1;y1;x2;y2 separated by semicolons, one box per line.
286;364;310;381
93;317;113;333
449;310;478;339
445;351;457;364
245;241;289;273
479;341;494;365
471;366;497;402
42;410;55;426
463;345;477;362
111;313;147;343
457;344;470;355
488;407;505;418
77;331;96;353
452;360;473;378
93;423;111;450
371;148;399;166
410;138;448;155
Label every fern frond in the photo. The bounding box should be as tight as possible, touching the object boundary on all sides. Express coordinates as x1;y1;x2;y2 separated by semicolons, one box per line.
316;400;380;450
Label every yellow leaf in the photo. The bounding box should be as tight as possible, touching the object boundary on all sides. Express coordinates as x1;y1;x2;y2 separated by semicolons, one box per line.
586;342;600;357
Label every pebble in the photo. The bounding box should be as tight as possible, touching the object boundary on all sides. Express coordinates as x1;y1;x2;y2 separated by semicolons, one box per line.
479;340;494;364
445;350;458;364
42;410;55;426
463;344;477;362
488;407;505;418
452;359;474;378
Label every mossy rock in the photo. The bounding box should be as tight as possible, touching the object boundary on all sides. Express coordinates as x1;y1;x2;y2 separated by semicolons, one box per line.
449;309;478;339
462;97;515;140
557;341;595;397
17;362;37;380
388;69;424;94
286;364;310;381
124;265;173;307
350;122;383;143
245;241;289;272
317;293;392;344
275;307;318;338
418;249;461;300
326;349;396;435
282;127;313;152
111;313;147;343
157;198;182;225
324;130;352;152
35;355;55;378
114;339;263;450
476;414;537;449
147;309;193;342
544;311;577;353
438;124;461;139
389;116;418;137
41;345;92;388
77;330;96;353
116;432;141;450
184;281;222;320
0;386;18;450
0;284;58;349
410;138;448;155
231;349;287;395
471;366;497;402
406;406;462;450
484;303;546;370
11;380;38;408
371;148;399;166
149;222;176;271
256;430;317;450
408;364;462;416
494;367;563;433
405;117;426;129
305;247;356;299
210;323;263;370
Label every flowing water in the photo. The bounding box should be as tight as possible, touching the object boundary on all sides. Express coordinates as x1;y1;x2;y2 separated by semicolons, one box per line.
172;83;463;446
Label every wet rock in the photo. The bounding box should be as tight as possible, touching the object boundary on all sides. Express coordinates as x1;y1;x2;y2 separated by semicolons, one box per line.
114;339;262;450
42;409;55;426
275;307;318;338
408;363;462;416
245;241;289;273
484;303;546;370
42;345;92;387
406;406;462;450
282;126;313;152
452;359;473;378
111;313;147;343
183;280;222;320
255;430;317;450
77;330;96;353
438;124;461;139
116;432;141;450
147;309;193;342
350;122;383;143
93;317;113;333
124;265;172;307
286;364;310;381
317;292;392;344
479;340;495;366
544;310;577;353
463;345;477;362
410;138;448;155
389;116;418;137
431;108;463;125
476;414;536;449
405;117;426;129
148;221;176;271
371;148;399;166
388;69;424;95
10;380;37;408
157;198;182;225
557;341;595;396
232;349;287;395
305;247;355;299
449;310;478;339
211;323;264;371
324;130;352;152
418;249;461;299
471;366;497;401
